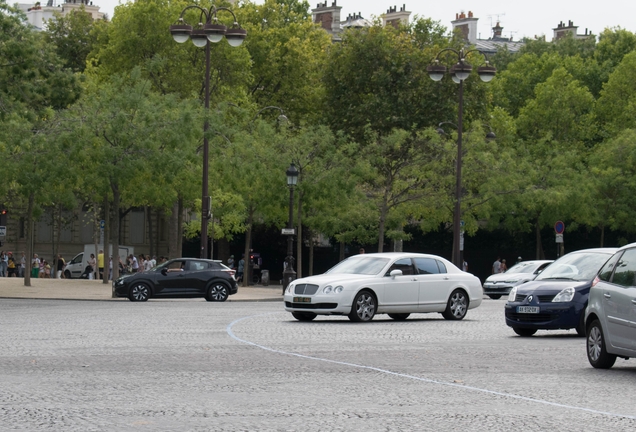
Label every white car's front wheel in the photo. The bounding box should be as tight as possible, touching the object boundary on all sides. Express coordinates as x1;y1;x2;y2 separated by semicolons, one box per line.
348;290;376;322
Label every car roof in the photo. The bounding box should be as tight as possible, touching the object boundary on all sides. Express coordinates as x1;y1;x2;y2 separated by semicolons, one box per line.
350;252;450;261
617;242;636;252
565;247;618;255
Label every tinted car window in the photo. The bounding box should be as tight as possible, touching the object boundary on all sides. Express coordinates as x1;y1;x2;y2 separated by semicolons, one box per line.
598;252;622;282
436;260;447;274
611;249;636;287
414;258;440;274
189;261;210;271
386;258;415;276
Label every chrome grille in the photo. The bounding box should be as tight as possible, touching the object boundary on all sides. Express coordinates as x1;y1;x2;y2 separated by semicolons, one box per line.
293;284;319;295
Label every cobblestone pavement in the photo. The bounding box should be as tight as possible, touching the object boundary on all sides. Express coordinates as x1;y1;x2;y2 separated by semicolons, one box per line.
1;298;635;431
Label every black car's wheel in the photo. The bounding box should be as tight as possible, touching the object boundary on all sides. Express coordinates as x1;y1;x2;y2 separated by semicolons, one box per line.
488;294;502;300
348;290;376;322
206;282;230;302
128;283;150;302
513;327;537;337
587;320;617;369
292;312;317;322
441;289;468;320
64;270;71;279
388;313;410;321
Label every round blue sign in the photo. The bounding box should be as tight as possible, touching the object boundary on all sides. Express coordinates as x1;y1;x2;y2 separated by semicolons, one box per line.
554;221;565;234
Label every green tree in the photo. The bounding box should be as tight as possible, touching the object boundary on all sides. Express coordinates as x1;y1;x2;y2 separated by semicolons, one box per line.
44;5;104;73
596;51;636;137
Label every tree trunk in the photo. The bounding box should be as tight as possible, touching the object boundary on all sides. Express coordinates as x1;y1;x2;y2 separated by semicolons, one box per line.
535;219;544;259
146;206;154;258
24;193;35;287
93;201;99;281
103;195;110;283
377;198;388;252
168;200;179;259
177;197;184;256
242;208;254;287
308;228;314;276
600;224;605;247
296;191;302;279
111;182;121;294
339;239;345;262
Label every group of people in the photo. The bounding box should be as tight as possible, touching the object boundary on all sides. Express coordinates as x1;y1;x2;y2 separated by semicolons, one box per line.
0;251;25;277
83;252;167;280
0;251;67;279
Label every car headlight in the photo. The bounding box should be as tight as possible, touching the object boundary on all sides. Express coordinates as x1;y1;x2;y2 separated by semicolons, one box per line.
552;287;575;303
286;283;295;294
323;285;343;294
508;286;518;301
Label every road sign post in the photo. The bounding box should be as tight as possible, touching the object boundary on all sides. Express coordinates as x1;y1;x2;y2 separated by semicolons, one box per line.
554;221;565;257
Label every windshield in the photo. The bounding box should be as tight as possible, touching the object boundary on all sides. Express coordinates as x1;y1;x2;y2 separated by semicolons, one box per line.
535;252;611;282
326;257;390;275
504;262;542;274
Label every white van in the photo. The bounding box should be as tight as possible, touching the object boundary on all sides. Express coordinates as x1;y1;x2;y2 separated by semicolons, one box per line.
64;244;134;279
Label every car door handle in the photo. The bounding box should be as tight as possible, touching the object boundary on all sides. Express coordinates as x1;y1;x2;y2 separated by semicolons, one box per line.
411;278;418;281
632;299;636;305
443;277;450;280
604;293;611;299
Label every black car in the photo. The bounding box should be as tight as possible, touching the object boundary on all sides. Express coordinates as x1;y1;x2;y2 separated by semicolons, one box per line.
504;248;617;337
113;258;238;302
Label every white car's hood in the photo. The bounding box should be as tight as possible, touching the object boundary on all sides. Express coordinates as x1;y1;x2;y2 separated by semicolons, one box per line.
485;273;529;283
292;273;376;286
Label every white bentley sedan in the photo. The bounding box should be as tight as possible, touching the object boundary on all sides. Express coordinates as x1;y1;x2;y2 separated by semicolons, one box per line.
284;252;483;322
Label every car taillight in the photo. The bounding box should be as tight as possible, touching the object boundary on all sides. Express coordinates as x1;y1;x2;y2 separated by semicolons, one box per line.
591;275;600;287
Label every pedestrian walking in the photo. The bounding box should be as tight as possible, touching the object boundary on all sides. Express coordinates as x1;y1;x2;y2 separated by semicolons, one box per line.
500;259;508;273
19;252;26;277
7;252;16;277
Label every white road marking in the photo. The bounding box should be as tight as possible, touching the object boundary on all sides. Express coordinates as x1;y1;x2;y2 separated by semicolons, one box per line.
227;313;636;421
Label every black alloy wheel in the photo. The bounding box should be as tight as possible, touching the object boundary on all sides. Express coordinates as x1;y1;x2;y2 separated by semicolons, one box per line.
206;282;230;302
129;283;150;302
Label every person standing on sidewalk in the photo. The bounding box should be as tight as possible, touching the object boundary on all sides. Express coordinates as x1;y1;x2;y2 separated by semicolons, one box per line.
56;254;65;279
19;252;26;278
0;251;7;277
97;250;104;279
31;254;40;278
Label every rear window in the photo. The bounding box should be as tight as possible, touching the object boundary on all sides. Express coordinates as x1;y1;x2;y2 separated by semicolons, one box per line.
414;258;440;274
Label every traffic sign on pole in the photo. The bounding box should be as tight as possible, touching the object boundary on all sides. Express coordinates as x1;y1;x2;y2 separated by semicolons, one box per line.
554;221;565;234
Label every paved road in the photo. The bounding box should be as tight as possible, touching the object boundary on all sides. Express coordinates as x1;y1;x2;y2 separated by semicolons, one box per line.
1;298;635;431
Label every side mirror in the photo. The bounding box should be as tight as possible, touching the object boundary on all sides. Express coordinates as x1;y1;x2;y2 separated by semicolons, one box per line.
161;267;168;276
390;269;403;278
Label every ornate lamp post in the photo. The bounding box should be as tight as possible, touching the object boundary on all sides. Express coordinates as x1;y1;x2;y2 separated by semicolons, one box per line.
282;163;299;294
427;48;495;268
170;5;246;259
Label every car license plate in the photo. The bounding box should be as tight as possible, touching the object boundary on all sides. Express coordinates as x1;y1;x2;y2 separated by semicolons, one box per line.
293;296;311;303
517;306;540;313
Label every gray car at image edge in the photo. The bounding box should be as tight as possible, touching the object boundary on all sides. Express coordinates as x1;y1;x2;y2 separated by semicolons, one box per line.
585;242;636;369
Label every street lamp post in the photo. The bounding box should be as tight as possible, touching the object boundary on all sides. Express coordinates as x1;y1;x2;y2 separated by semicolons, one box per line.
282;163;299;294
427;48;495;268
170;5;246;259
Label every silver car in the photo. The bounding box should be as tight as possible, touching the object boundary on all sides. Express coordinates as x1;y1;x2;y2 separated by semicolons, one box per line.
482;260;552;299
585;243;636;368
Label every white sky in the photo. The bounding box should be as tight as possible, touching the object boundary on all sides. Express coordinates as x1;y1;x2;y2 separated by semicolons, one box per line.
96;0;634;41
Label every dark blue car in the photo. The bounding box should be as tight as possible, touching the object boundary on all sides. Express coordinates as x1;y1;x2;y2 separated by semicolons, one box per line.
504;248;617;337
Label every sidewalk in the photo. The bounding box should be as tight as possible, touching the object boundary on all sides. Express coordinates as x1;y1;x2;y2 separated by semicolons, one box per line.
0;277;283;302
